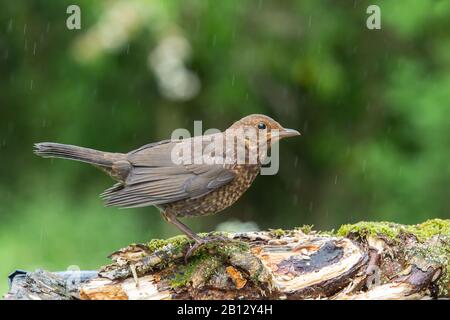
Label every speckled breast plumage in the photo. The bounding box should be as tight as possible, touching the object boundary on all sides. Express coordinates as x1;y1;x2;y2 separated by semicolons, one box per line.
160;164;261;217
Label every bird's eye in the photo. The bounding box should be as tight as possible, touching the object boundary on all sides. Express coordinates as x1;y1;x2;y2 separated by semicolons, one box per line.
258;122;266;130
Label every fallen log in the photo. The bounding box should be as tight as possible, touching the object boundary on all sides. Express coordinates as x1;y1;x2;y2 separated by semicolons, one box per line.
4;219;449;300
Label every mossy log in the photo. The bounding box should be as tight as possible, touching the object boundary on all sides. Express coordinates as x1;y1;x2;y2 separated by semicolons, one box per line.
5;219;449;300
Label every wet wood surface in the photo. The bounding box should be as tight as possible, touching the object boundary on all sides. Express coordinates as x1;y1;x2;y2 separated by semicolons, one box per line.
5;222;449;300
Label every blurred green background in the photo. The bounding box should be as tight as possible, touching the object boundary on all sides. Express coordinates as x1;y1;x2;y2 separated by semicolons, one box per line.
1;0;449;294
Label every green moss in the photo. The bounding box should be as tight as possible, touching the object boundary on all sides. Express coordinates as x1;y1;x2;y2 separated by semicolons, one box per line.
269;229;286;237
148;234;250;289
337;219;450;242
207;240;250;258
296;225;314;234
168;240;248;288
404;219;450;242
147;232;234;252
170;255;207;288
147;235;191;253
337;221;400;240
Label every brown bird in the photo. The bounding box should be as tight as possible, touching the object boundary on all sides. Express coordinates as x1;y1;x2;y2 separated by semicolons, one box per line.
34;114;300;256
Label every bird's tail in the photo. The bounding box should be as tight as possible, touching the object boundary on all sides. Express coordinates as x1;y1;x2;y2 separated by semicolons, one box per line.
34;142;118;167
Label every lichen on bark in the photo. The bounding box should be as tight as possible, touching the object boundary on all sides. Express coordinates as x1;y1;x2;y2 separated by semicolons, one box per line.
337;219;449;296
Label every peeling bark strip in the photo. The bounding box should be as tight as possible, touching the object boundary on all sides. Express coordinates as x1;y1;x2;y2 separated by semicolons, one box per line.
4;219;450;300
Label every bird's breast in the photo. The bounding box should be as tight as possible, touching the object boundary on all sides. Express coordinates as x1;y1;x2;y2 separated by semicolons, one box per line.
162;164;260;218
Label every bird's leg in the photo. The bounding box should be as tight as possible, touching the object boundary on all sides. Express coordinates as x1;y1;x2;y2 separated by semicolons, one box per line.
162;212;206;263
162;212;203;244
162;211;230;263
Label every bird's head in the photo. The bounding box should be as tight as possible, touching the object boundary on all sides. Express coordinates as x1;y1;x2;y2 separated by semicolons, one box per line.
229;114;301;145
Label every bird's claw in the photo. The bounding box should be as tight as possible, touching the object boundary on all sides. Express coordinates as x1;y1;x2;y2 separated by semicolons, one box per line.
184;241;204;264
184;235;233;264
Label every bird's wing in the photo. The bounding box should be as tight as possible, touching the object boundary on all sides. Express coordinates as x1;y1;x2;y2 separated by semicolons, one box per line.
101;136;236;208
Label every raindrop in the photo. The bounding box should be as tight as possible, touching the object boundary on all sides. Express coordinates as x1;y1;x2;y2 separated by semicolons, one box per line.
303;120;308;132
7;19;13;32
33;42;37;55
334;175;338;184
40;227;44;244
23;23;27;34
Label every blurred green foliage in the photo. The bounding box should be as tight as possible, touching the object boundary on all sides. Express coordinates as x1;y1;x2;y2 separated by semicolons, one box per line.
1;0;449;294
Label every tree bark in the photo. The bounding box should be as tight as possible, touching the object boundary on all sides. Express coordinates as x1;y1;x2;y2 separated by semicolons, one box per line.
4;219;449;300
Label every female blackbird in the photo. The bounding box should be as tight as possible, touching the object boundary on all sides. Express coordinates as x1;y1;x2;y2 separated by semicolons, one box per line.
35;114;300;256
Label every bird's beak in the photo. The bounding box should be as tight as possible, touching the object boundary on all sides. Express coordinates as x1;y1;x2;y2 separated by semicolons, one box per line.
279;128;301;138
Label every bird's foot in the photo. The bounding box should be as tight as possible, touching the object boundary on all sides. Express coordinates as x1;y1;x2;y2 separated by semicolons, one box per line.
184;234;233;263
